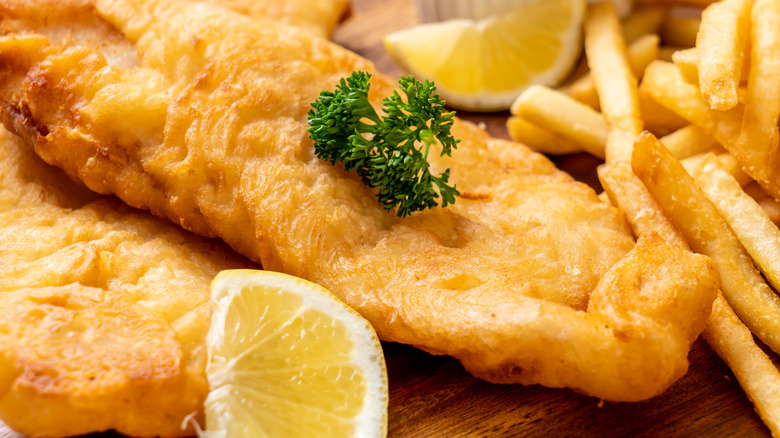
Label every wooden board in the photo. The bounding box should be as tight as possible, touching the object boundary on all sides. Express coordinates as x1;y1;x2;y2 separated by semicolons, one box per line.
333;0;774;437
0;1;773;437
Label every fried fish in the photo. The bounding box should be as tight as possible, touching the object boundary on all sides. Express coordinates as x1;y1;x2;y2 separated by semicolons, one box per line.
0;0;719;433
211;0;349;37
0;1;345;436
0;125;255;437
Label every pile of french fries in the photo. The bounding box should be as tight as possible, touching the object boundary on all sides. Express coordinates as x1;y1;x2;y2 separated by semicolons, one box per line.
509;0;780;434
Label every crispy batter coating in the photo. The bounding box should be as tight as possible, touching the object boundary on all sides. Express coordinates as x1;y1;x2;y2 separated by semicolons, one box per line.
0;1;342;435
0;126;254;437
0;124;97;211
211;0;350;37
0;0;718;419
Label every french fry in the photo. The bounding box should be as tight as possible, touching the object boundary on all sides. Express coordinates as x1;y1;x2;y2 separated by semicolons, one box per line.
735;181;780;230
638;89;689;136
656;46;680;61
703;294;780;438
682;152;752;186
622;6;668;43
506;116;583;156
659;124;721;158
737;0;780;184
598;161;684;244
707;152;752;186
691;154;780;292
601;150;780;438
511;85;607;158
671;47;752;87
640;60;743;151
696;0;752;110
570;34;661;111
633;139;780;435
568;79;601;110
632;132;780;355
598;5;780;435
624;32;663;68
559;55;593;90
585;1;642;162
671;47;699;84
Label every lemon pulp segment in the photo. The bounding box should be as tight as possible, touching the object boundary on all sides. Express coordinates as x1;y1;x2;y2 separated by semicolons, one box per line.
203;270;388;437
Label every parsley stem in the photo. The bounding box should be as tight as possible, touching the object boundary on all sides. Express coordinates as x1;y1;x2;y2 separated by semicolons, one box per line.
420;128;434;160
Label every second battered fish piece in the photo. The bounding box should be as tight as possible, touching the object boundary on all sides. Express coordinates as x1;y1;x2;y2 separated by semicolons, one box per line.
0;0;718;408
0;125;255;437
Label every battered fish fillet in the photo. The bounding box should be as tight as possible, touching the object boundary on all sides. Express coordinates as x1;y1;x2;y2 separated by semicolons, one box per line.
0;122;98;212
211;0;349;37
0;124;255;437
0;0;718;418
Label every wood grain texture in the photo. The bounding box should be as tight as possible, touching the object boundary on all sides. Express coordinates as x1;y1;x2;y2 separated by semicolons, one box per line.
384;340;768;437
0;0;774;436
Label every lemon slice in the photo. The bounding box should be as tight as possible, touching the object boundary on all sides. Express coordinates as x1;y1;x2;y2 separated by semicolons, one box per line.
384;0;586;111
201;270;388;437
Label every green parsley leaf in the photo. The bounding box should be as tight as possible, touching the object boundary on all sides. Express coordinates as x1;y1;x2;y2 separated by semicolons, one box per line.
307;71;460;218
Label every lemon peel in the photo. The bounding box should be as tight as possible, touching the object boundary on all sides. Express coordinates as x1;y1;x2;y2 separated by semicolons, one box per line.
384;0;587;111
201;270;388;437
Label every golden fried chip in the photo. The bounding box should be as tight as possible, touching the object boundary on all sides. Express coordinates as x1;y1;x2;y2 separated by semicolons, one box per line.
696;0;751;110
691;154;780;293
585;0;642;162
736;0;780;187
632;132;780;355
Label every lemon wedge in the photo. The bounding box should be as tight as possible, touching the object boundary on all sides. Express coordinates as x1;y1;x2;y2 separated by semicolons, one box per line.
384;0;586;111
201;270;388;437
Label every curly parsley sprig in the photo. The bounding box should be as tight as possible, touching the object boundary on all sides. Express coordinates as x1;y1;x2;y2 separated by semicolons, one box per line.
307;71;460;218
